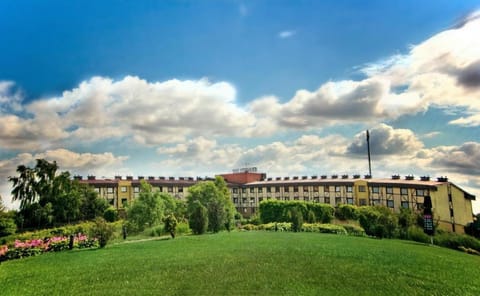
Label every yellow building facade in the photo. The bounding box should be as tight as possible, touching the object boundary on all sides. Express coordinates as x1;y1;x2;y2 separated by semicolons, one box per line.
77;173;476;234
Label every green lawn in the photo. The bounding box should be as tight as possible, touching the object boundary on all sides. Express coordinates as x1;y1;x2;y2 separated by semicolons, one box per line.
1;231;479;295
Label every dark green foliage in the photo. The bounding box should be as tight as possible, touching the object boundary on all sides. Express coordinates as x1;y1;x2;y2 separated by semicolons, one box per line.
407;226;431;243
186;177;235;233
103;207;118;222
0;215;17;237
358;206;398;238
9;159;107;229
465;213;480;239
90;218;114;248
164;214;177;238
259;200;334;224
306;210;316;223
434;232;480;252
188;201;208;235
290;208;303;232
335;204;358;220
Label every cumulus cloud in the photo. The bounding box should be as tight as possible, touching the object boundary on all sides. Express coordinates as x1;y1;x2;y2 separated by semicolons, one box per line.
0;76;267;151
347;123;424;156
424;142;480;175
0;149;128;209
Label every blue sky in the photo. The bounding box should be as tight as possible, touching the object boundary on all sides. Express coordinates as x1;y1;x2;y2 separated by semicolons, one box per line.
1;1;480;213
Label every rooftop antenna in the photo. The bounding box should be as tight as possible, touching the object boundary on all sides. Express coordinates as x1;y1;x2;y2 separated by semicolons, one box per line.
366;130;372;177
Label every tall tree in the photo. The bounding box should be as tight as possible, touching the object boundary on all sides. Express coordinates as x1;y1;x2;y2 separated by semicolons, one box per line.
126;181;165;233
187;176;235;233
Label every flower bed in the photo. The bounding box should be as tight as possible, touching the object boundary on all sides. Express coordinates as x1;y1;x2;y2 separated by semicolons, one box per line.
0;234;98;262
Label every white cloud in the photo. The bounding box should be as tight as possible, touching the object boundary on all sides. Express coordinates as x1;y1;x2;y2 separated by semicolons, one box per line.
278;30;296;39
0;149;128;210
347;123;424;156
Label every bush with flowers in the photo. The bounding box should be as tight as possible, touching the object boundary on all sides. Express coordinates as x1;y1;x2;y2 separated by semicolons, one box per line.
0;233;98;262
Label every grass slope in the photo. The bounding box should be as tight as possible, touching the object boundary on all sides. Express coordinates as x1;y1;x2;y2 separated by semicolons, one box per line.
1;231;479;295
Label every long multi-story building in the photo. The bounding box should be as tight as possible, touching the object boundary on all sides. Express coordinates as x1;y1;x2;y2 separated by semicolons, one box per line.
76;171;476;234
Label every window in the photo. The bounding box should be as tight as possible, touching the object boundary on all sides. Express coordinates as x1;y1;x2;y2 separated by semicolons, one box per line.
121;186;127;193
108;199;114;205
250;197;255;203
122;198;128;206
359;186;366;192
335;186;341;192
372;187;379;194
284;186;290;192
250;187;255;193
324;186;329;192
387;200;394;208
233;198;238;204
294;196;299;200
416;203;424;210
242;188;246;193
133;187;139;193
313;186;319;192
275;187;280;193
242;198;247;204
233;188;238;194
372;199;380;206
168;186;173;193
359;199;367;206
95;188;100;193
157;186;163;192
335;197;342;205
401;188;408;195
178;187;183;193
303;186;309;192
347;198;354;205
347;186;353;193
258;187;263;193
267;187;271;193
416;189;424;196
293;186;299;192
259;197;263;203
324;197;330;204
304;197;309;201
284;197;290;201
386;187;393;194
401;201;409;208
107;187;114;193
314;197;320;203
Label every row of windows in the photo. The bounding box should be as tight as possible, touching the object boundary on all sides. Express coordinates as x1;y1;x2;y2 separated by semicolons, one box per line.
233;186;354;194
118;186;184;193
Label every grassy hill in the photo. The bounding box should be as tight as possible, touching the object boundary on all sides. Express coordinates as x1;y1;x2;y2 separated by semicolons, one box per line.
1;231;479;295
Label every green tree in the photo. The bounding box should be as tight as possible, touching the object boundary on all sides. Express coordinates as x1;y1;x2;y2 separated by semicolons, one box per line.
188;200;208;235
90;217;114;248
126;181;165;233
290;207;303;232
187;177;235;233
0;196;17;237
164;214;178;238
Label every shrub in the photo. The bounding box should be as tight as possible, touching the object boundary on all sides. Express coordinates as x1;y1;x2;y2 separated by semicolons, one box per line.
103;207;118;222
407;226;431;244
358;206;398;238
290;208;303;232
434;233;480;252
302;223;347;235
164;214;177;238
176;222;191;235
242;224;258;231
0;217;17;237
189;201;208;235
90;218;114;248
335;204;358;220
342;224;365;236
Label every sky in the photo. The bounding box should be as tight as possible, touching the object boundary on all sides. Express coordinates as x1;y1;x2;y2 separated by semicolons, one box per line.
1;0;480;213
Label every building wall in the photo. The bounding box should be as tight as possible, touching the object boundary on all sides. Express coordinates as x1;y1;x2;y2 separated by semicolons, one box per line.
80;174;475;233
